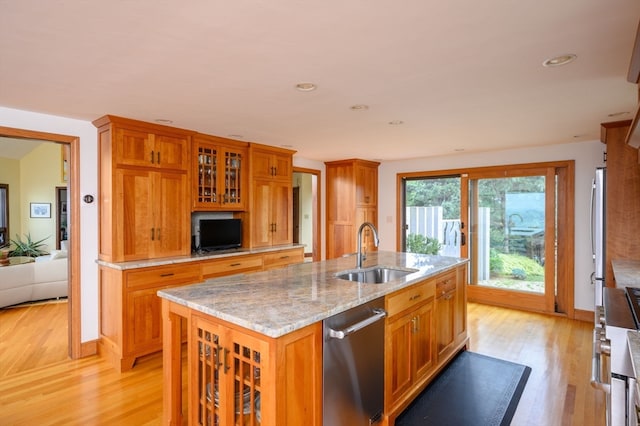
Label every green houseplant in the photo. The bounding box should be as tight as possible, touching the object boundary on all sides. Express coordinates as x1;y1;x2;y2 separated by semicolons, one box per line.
8;233;49;258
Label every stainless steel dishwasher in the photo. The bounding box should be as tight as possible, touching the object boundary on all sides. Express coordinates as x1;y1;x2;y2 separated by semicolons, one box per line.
323;297;387;425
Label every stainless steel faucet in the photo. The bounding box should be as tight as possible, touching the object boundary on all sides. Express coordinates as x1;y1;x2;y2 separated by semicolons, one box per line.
356;222;380;269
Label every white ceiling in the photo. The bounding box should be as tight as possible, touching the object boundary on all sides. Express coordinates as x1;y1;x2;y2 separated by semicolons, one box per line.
1;0;639;162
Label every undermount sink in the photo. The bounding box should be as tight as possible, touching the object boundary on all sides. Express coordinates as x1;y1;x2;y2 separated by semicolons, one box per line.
336;266;419;284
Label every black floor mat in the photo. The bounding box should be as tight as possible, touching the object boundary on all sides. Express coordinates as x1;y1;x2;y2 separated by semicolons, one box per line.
396;351;531;426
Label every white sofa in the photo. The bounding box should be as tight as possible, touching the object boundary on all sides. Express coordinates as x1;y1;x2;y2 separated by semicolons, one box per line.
0;253;68;308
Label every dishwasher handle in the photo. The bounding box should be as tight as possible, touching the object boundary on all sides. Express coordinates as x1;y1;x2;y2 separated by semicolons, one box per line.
328;308;387;339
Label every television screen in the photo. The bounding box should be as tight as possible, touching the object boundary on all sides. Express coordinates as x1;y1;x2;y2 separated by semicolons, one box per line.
199;218;242;251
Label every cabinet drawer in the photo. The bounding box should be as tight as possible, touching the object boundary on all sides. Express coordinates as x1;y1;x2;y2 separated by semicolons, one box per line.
386;278;435;318
126;264;201;289
263;248;304;270
436;270;457;297
201;254;263;278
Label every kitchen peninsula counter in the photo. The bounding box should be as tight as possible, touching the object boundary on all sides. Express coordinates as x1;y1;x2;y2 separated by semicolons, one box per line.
158;251;468;426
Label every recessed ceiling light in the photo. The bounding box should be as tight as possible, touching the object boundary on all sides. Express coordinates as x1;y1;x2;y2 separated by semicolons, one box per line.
542;54;577;67
155;118;173;124
454;148;465;152
388;120;404;125
295;82;317;92
350;104;369;111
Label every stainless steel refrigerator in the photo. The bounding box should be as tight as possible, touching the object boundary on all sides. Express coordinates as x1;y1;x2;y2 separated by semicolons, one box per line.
591;167;606;307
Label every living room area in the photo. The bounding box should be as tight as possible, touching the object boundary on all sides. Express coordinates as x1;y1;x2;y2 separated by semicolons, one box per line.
0;139;70;309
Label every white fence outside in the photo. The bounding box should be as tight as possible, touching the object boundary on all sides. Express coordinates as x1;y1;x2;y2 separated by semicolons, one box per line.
405;206;490;280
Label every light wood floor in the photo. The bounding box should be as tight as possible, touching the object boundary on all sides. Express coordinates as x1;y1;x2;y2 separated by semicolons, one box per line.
0;301;605;425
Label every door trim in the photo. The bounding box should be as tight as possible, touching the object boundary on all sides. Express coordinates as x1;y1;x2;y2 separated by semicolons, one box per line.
293;167;321;261
0;125;83;358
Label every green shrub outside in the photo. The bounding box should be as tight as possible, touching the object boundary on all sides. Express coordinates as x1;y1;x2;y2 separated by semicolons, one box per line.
406;234;441;255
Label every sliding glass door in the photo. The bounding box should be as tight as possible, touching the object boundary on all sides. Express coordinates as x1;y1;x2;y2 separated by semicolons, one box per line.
399;161;574;315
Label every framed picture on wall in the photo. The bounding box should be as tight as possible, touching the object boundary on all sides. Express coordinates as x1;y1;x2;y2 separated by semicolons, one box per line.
30;203;51;218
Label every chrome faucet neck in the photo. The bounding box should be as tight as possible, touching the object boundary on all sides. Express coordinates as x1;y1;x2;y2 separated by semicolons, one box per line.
356;222;380;269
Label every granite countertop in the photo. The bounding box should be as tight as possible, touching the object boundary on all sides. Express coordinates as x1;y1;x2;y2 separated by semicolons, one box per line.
97;244;305;271
158;251;467;338
613;259;640;288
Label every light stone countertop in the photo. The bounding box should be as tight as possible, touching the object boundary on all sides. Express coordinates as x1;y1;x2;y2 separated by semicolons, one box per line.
97;244;305;271
158;251;467;338
613;259;640;288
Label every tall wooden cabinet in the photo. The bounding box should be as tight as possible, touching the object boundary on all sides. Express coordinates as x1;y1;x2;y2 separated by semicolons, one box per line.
325;159;380;258
601;120;640;287
94;115;194;262
248;145;295;248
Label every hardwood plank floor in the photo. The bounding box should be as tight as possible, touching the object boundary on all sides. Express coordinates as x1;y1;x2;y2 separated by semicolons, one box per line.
0;301;605;425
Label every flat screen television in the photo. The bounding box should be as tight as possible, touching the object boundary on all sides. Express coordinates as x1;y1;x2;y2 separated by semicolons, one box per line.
199;218;242;251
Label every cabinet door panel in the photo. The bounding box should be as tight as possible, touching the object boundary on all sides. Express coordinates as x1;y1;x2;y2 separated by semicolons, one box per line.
436;292;455;360
271;181;292;246
154;172;189;258
155;134;189;170
272;153;292;180
115;128;154;167
251;150;275;179
126;286;164;355
386;314;414;405
251;180;272;247
413;302;435;378
116;168;154;261
356;165;377;206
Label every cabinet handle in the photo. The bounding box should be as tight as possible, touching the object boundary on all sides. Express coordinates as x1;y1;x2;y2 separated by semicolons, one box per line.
160;273;175;278
150;150;155;164
230;263;241;267
156;151;160;165
280;255;289;259
409;294;421;301
214;345;223;370
151;228;155;241
223;347;230;373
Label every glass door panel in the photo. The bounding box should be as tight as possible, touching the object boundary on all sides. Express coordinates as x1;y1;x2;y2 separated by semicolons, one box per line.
403;176;463;257
469;176;546;294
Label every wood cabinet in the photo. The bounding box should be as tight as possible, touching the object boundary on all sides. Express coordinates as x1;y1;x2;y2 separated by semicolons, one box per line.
325;159;380;258
99;262;201;372
248;145;295;249
186;311;322;426
263;247;305;270
435;268;467;361
385;278;436;412
98;247;303;372
601;120;640;288
192;134;248;211
94;115;194;262
385;265;468;422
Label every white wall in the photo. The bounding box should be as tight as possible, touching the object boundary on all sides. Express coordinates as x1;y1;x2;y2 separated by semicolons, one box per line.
378;140;606;312
0;106;99;342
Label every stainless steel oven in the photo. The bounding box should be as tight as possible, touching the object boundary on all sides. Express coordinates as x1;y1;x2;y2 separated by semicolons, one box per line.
592;287;638;426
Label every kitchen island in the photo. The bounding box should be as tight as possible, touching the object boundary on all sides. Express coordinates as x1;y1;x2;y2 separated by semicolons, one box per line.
159;251;468;426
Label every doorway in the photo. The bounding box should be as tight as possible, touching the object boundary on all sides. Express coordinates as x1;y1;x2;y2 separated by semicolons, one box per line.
0;125;81;359
293;167;321;261
398;161;575;317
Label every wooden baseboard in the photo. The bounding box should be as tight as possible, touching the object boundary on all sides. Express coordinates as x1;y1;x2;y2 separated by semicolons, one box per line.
79;340;98;357
573;309;594;323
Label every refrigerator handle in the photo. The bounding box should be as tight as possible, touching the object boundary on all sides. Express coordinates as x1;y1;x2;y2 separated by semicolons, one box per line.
590;178;596;259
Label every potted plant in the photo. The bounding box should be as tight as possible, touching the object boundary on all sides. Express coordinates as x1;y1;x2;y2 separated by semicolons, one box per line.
8;233;49;258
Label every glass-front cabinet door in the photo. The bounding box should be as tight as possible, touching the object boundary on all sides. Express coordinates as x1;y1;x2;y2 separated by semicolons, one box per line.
193;136;247;211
